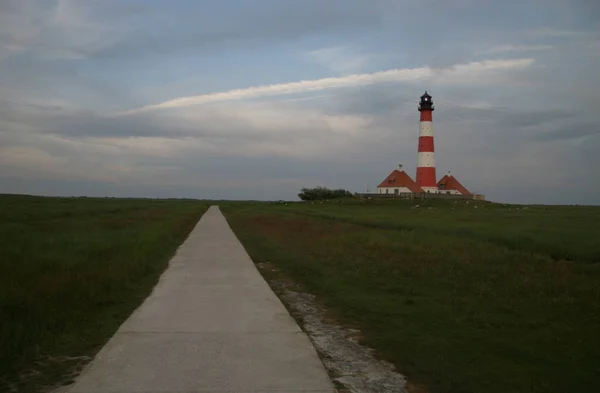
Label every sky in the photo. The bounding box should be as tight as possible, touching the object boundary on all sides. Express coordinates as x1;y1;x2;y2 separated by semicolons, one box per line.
0;0;599;204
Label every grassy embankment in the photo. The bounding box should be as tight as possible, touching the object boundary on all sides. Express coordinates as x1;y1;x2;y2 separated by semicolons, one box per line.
223;199;600;393
0;194;207;393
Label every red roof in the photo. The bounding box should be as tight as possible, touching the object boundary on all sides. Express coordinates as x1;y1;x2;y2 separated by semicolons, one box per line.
437;174;471;195
377;170;424;193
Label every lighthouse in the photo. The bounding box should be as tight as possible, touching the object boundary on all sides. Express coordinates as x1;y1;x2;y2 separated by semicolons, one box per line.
373;91;480;199
416;91;438;193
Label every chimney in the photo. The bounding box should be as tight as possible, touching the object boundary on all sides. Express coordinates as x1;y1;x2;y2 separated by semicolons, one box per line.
398;164;403;171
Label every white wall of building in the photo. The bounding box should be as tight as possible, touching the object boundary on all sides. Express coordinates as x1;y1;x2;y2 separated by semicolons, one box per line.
377;187;411;194
438;189;462;195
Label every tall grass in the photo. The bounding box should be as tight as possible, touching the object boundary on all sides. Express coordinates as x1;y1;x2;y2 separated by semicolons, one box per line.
0;195;207;392
223;200;600;393
239;199;600;263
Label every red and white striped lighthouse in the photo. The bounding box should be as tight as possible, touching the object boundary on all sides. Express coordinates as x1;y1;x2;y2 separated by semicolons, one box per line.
416;91;438;193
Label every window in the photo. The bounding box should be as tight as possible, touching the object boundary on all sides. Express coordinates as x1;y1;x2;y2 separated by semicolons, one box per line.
386;189;389;194
394;189;399;194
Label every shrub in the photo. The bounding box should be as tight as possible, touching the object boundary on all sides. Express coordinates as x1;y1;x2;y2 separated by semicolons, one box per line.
298;186;353;201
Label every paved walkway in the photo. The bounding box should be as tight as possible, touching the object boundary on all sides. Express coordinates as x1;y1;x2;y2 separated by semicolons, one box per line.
65;206;335;393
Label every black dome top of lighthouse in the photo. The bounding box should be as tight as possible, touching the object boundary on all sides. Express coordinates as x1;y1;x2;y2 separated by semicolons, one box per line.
418;91;434;111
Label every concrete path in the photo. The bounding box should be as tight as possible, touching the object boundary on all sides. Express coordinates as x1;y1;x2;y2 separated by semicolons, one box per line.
65;206;335;393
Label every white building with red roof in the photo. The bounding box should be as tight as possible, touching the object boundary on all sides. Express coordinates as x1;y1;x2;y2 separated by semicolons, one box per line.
437;171;472;195
377;165;424;195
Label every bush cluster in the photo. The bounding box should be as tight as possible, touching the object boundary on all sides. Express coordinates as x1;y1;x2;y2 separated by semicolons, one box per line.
298;186;353;201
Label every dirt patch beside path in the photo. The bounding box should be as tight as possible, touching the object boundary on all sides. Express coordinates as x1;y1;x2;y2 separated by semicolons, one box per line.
257;262;409;393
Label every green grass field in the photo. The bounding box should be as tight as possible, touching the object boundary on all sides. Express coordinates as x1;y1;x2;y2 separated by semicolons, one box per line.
2;195;599;393
0;195;207;393
222;198;600;393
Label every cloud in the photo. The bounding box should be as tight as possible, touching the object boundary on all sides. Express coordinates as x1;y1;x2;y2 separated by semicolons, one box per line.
435;104;580;129
0;95;370;144
304;46;372;74
1;94;379;164
0;99;386;200
527;28;589;38
484;44;554;53
0;0;129;61
0;143;121;183
121;58;535;114
75;0;389;60
532;123;600;141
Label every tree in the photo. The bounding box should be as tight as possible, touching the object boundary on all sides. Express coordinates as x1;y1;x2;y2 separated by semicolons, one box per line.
297;186;353;201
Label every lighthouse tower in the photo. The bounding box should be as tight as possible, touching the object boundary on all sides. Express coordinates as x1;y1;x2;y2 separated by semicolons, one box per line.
416;91;438;193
